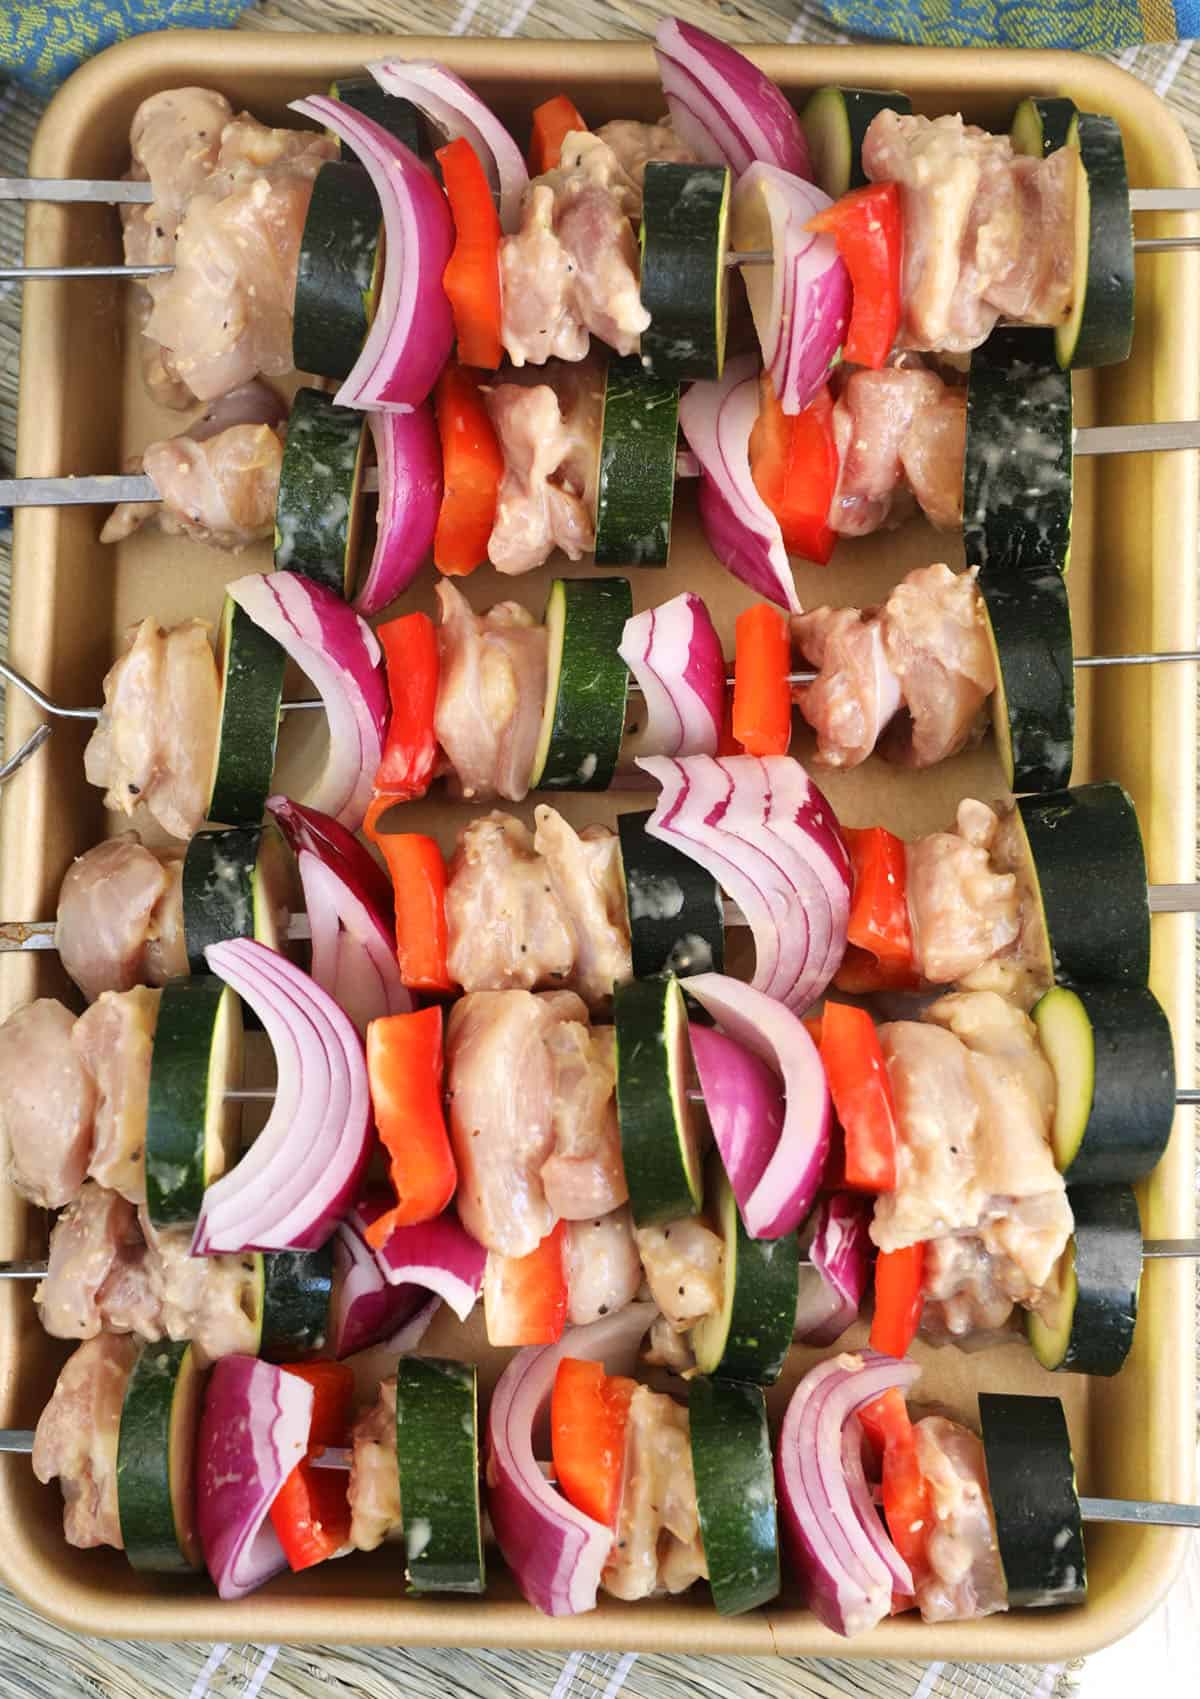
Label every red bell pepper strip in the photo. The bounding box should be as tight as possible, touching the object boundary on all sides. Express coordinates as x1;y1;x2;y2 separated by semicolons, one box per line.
433;361;504;576
748;373;838;565
834;825;920;993
269;1362;356;1572
732;603;793;757
437;137;503;371
528;94;588;173
483;1222;568;1347
807;182;902;369
818;1001;898;1193
870;1242;926;1360
365;1008;457;1243
372;832;454;994
858;1387;933;1597
372;612;439;808
551;1357;636;1527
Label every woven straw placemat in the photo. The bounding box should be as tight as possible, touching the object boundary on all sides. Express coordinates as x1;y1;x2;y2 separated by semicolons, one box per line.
0;4;1196;1697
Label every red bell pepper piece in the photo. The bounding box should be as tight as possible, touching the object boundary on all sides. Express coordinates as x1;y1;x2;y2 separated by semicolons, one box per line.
870;1242;926;1360
269;1362;356;1572
748;373;838;565
858;1387;933;1597
484;1222;568;1347
834;825;920;993
528;94;588;173
808;182;902;369
551;1357;636;1527
365;1008;457;1243
819;1001;898;1193
373;832;454;994
732;603;793;757
433;361;504;576
437;137;503;371
372;612;439;808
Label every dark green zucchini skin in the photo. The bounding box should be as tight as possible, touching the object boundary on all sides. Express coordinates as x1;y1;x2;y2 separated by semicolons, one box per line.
963;329;1073;575
979;1393;1087;1609
116;1340;204;1573
1010;95;1078;159
800;86;912;195
328;76;423;157
208;598;285;829
273;386;367;598
394;1356;485;1594
689;1377;780;1615
534;577;633;792
639;161;730;382
1017;783;1150;986
978;564;1075;793
617;809;725;980
613;975;703;1225
691;1159;798;1386
1056;113;1134;371
258;1245;334;1361
144;976;241;1229
293;161;382;381
1027;1184;1143;1376
182;826;264;973
594;356;679;567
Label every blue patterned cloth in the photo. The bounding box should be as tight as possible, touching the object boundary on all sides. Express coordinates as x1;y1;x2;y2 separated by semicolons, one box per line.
1;1;253;97
823;0;1198;51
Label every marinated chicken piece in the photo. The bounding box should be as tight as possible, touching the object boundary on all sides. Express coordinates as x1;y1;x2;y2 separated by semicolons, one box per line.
434;583;549;802
872;1020;985;1252
72;987;161;1205
911;1417;1008;1623
84;618;221;840
446;989;588;1257
33;1332;139;1549
906;799;1022;982
898;385;967;530
958;803;1054;1009
792;606;903;769
54;834;186;1001
140;1214;261;1365
348;1378;402;1552
35;1183;149;1341
603;1385;707;1601
634;1218;724;1334
498;187;589;366
594;119;697;192
543;1024;628;1219
879;563;996;767
485;358;603;573
828;366;946;536
533;806;632;1007
0;999;97;1208
921;1233;1020;1337
101;380;286;549
643;1313;697;1374
563;1205;642;1325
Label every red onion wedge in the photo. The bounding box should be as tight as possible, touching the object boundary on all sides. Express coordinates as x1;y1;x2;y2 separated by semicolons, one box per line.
654;19;811;180
197;1356;313;1599
330;1205;440;1358
355;406;442;615
268;796;412;1038
775;1351;920;1638
367;58;529;233
618;592;725;759
487;1303;657;1616
688;1022;783;1204
685;971;831;1238
228;572;388;832
795;1194;874;1346
679;354;798;612
193;939;372;1254
732;165;850;416
354;1191;486;1323
290;95;454;412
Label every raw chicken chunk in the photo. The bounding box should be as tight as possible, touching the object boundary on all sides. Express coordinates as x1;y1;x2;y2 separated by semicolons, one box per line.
348;1378;402;1552
72;987;161;1205
33;1333;139;1549
433;583;548;802
593;119;697;191
911;1417;1009;1623
828;366;946;537
485;358;603;573
634;1217;725;1334
906;798;1022;982
542;1023;628;1220
54;833;186;1001
603;1385;707;1601
0;999;97;1208
35;1182;151;1341
563;1205;642;1325
879;563;996;767
792;606;903;769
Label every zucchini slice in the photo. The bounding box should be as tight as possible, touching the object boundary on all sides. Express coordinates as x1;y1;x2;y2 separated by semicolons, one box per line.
293;161;384;381
616;808;725;980
963;329;1073;576
207;596;285;828
614;975;706;1225
639;161;731;382
117;1340;205;1573
1010;95;1078;159
327;75;423;157
255;1245;335;1362
530;577;633;791
690;1156;798;1385
594;356;679;567
689;1377;780;1615
978;565;1075;794
144;975;244;1229
273;386;369;598
978;1393;1087;1609
1053;113;1134;371
182;823;295;972
394;1356;485;1594
1033;982;1175;1182
1027;1184;1143;1376
800;86;912;196
1016;783;1150;987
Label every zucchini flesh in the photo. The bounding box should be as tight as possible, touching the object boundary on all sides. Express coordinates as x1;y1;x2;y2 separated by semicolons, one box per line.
594;356;679;567
1027;1183;1142;1376
327;76;423;157
293;161;383;381
394;1356;485;1594
1033;982;1175;1182
1053;114;1134;371
689;1377;780;1615
690;1156;798;1385
978;564;1074;793
117;1341;204;1572
207;596;285;828
800;86;912;196
273;385;369;598
182;823;293;970
617;809;725;980
640;162;731;382
614;976;706;1225
144;976;243;1229
256;1245;335;1361
1010;95;1078;159
978;1393;1086;1608
531;577;633;791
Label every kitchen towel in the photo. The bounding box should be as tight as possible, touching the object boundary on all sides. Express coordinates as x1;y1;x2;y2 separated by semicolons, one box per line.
1;1;250;97
822;0;1198;53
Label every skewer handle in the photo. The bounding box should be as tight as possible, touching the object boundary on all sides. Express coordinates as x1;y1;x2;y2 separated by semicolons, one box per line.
1128;188;1200;211
1140;1238;1200;1259
1079;1495;1200;1528
0;1432;33;1454
0;178;154;205
0;474;157;508
0;1263;46;1279
1073;421;1200;456
1147;883;1200;913
0;264;172;282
